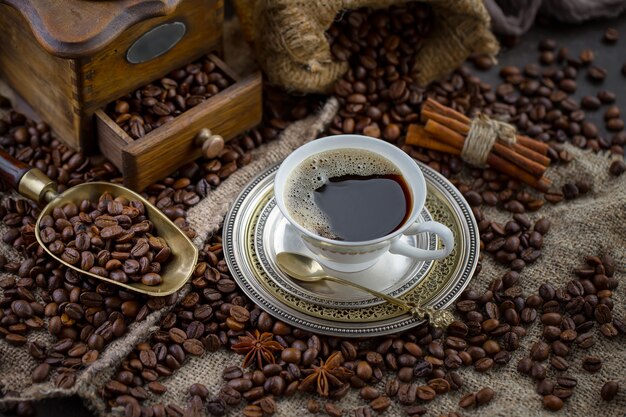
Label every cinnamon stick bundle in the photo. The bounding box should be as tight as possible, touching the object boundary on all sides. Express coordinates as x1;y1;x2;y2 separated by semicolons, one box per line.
407;98;552;192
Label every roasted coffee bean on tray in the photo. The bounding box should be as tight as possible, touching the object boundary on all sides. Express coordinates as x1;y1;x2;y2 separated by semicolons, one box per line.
107;55;233;139
40;191;171;286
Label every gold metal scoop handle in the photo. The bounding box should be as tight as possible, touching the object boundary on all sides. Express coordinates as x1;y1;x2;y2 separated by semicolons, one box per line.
0;149;57;204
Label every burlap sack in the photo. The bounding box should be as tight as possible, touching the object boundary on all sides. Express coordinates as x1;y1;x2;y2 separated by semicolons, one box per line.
236;0;499;93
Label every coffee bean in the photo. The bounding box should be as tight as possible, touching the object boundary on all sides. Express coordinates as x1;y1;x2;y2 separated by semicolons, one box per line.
55;371;76;389
6;333;28;345
415;385;436;401
141;273;162;286
413;360;433;378
603;28;619;43
31;363;50;383
581;96;601;110
353;406;372;417
587;66;607;82
531;363;546;380
459;392;476;408
11;300;34;318
580;49;595;63
404;405;427;417
222;365;243;380
397;382;417;404
601;381;619;401
229;305;250;323
553;386;573;400
475;387;495;405
205;398;226;416
424;378;448;395
550;356;569;371
536;379;555;396
305;399;320;414
218;386;241;406
582;356;602;372
594;304;613;324
323;403;342;417
609;160;626;176
556;375;578;389
607;118;624;131
576;332;595;349
530;341;550;361
474;357;493;372
370;396;391;412
543;395;564;411
600;323;618;338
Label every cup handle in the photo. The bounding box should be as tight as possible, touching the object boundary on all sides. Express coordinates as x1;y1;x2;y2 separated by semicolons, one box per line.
389;221;454;261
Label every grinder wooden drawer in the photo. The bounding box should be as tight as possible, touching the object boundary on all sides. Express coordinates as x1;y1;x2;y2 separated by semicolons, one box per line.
96;54;262;191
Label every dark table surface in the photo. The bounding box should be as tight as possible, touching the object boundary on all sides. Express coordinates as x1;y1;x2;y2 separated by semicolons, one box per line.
3;10;625;417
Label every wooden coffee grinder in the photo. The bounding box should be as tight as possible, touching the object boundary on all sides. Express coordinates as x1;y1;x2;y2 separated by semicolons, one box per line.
0;0;262;190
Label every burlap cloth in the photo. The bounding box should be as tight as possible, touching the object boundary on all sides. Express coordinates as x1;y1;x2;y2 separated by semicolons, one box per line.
1;19;625;417
234;0;499;93
1;103;625;416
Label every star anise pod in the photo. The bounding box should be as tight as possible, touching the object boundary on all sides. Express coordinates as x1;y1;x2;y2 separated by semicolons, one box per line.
231;330;284;368
299;351;353;397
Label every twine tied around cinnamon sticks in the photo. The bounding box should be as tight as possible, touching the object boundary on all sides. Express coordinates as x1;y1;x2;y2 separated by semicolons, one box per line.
406;98;554;192
462;114;517;167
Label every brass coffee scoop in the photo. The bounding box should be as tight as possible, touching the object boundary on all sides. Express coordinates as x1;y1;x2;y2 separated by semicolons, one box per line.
0;150;197;296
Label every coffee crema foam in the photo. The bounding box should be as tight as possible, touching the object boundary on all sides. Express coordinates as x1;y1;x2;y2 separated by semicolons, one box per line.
284;149;400;239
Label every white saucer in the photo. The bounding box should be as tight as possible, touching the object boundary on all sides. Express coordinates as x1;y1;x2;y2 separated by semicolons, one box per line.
255;197;437;308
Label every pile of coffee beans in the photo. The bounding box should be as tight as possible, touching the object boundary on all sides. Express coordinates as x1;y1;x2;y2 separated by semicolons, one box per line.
3;7;626;417
325;3;625;196
514;254;622;411
97;233;622;416
487;46;623;153
107;55;233;139
0;81;319;415
40;192;171;286
327;3;432;142
475;210;550;271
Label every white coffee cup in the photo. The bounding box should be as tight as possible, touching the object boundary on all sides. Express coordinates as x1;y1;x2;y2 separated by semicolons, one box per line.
274;135;454;272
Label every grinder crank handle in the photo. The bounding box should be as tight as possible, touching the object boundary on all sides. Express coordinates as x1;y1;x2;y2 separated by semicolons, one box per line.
0;149;57;204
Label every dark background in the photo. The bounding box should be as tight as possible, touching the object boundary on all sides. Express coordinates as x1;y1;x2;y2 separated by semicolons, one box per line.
2;7;625;417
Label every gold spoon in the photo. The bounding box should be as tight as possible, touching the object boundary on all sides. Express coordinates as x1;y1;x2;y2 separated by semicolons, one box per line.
275;252;454;328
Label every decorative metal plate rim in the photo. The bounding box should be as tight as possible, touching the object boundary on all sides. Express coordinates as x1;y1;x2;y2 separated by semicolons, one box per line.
223;161;479;337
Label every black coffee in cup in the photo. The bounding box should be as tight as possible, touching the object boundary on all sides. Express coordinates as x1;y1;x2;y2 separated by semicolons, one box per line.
284;149;412;241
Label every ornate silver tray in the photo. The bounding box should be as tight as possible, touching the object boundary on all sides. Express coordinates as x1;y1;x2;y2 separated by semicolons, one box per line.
223;161;479;337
